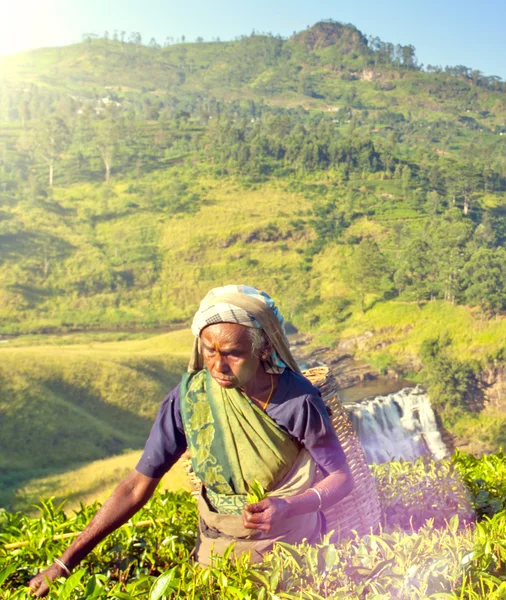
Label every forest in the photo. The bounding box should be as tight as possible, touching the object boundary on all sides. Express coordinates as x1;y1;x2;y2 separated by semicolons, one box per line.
1;21;506;336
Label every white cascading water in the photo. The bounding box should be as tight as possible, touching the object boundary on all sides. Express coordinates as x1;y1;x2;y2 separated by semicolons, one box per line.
347;385;449;464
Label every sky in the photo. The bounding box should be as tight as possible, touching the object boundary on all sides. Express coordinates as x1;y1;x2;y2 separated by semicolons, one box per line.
1;0;506;79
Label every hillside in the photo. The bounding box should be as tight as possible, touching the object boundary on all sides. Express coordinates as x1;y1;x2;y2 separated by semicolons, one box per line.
1;20;506;505
4;450;192;514
1;21;506;336
0;329;191;508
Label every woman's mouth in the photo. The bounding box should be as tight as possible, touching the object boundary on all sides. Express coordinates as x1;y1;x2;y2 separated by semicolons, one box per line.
214;375;234;386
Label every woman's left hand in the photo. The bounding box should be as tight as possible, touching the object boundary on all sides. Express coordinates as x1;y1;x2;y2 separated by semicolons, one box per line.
242;498;291;532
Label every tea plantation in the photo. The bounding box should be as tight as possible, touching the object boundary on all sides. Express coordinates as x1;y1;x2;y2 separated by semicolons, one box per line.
1;451;505;599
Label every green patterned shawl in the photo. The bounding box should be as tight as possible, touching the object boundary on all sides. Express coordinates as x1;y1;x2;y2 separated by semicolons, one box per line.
180;369;301;514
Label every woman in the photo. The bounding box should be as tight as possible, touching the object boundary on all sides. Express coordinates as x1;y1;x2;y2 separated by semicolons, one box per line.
136;285;353;562
29;285;352;596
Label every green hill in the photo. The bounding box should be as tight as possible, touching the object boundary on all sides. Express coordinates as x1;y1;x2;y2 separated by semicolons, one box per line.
1;20;506;505
0;330;191;508
1;21;506;337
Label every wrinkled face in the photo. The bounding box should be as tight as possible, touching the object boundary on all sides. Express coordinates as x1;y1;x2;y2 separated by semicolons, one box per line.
200;322;261;389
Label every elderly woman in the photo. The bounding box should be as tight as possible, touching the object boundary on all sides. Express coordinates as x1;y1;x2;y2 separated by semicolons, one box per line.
29;285;352;596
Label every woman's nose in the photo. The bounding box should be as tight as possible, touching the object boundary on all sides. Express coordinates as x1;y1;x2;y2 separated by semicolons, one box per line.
215;354;229;373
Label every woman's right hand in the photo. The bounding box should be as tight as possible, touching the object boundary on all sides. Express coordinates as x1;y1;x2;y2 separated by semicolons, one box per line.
28;562;67;597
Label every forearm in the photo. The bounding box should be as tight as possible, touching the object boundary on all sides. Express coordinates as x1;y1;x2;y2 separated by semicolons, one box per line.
243;464;353;531
284;465;353;518
59;471;158;569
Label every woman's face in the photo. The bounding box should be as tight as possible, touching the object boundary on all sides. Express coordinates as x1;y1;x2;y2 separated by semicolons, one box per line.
200;322;262;389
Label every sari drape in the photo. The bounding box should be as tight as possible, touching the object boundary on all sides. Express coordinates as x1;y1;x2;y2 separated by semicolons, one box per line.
180;369;320;563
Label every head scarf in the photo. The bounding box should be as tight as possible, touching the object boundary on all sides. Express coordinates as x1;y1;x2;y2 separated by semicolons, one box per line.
189;284;300;374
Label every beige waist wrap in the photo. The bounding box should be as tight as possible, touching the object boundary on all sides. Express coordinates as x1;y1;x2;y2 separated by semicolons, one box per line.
194;449;321;565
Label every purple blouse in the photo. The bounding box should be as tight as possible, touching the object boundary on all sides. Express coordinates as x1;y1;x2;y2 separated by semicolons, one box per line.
136;369;346;479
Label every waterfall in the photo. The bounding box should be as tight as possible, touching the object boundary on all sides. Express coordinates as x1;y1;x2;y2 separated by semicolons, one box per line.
347;385;449;464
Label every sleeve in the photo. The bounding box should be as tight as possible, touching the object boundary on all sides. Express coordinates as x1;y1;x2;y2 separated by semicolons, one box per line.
286;394;347;474
135;383;187;479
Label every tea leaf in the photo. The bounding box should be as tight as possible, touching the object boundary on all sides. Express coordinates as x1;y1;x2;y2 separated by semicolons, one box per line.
149;567;178;600
246;479;267;504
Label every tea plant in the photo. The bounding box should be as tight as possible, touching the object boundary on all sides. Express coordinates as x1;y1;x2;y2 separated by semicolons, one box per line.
453;449;506;518
2;452;506;598
371;455;475;530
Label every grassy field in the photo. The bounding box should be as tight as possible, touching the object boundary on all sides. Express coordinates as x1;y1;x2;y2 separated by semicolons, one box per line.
337;301;506;363
6;450;192;514
0;329;193;509
1;171;322;333
3;299;506;510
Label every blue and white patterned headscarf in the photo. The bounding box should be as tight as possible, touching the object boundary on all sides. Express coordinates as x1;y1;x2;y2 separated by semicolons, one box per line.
191;284;293;374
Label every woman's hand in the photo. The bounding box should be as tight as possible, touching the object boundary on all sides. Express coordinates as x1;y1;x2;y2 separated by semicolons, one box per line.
242;498;291;532
28;470;160;597
28;562;67;597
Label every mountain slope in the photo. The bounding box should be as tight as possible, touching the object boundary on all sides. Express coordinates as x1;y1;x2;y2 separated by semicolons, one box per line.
0;20;506;477
0;330;191;506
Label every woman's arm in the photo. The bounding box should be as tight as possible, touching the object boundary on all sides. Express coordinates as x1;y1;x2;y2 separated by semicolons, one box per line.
28;470;160;597
243;462;353;532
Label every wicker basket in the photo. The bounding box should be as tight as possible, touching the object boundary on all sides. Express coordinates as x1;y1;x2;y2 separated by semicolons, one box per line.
182;366;381;540
302;366;381;541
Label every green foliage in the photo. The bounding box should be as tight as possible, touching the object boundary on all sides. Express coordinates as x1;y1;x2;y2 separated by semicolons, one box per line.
2;453;506;598
343;237;390;313
453;449;506;518
369;352;398;375
461;248;506;316
246;480;267;504
371;456;474;530
394;238;433;303
0;491;198;599
1;23;506;336
420;334;481;409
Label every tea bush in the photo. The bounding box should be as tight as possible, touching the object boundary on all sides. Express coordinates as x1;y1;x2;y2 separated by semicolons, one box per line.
371;456;474;530
1;451;506;599
453;449;506;518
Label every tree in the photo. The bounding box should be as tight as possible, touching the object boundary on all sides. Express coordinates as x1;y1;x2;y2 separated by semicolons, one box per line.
401;45;416;69
94;114;122;183
401;164;411;194
426;191;441;217
129;32;142;45
343;237;389;312
394;238;433;303
428;209;473;303
447;163;482;215
82;33;99;43
33;116;71;187
461;248;506;316
420;335;480;409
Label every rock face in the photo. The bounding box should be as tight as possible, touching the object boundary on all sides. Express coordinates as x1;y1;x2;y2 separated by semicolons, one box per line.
480;366;506;411
290;21;369;53
290;336;380;389
290;331;505;457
